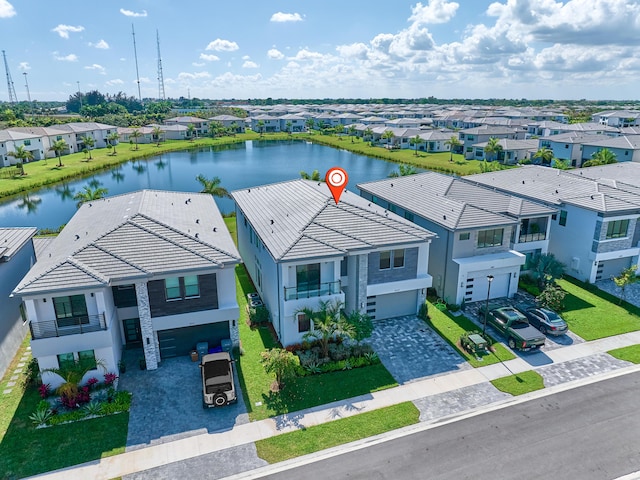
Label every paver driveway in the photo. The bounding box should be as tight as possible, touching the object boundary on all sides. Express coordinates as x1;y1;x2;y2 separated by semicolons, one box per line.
118;349;249;451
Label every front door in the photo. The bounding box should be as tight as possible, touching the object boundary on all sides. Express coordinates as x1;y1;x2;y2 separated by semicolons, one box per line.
122;318;142;346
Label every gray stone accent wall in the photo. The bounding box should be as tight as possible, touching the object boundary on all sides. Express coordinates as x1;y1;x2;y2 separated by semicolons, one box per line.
368;247;418;285
357;254;368;312
136;282;159;370
592;218;637;254
230;318;240;348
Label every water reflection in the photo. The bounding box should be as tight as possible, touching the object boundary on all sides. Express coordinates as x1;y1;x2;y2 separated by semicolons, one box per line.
17;194;42;214
55;183;74;201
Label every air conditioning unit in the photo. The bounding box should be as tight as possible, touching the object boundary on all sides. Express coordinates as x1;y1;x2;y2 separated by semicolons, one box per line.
249;299;264;308
247;292;260;302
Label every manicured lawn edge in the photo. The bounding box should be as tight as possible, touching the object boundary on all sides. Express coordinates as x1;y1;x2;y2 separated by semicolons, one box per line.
608;345;640;364
426;301;515;367
491;370;545;396
255;402;420;464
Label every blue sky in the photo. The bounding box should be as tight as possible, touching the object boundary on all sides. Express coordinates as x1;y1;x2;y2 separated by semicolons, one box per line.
1;0;639;102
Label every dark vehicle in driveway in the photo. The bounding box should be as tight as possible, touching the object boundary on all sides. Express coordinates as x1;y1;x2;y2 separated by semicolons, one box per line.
200;352;237;408
479;305;546;351
523;307;569;336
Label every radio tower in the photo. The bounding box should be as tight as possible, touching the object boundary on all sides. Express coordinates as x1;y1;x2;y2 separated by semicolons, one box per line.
156;30;166;100
131;24;142;103
2;50;18;104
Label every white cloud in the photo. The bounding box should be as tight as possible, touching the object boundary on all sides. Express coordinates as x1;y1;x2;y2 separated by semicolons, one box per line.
178;71;212;81
409;0;459;25
199;53;220;62
192;62;206;67
0;0;16;18
206;39;239;52
53;52;78;62
291;49;325;61
120;8;147;17
84;64;106;74
52;24;84;39
242;55;250;60
89;39;109;49
106;79;124;86
139;76;151;84
336;43;369;60
267;48;284;60
243;60;259;68
270;12;303;22
18;62;30;71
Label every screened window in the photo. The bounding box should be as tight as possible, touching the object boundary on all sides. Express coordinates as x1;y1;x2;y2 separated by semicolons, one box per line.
477;229;504;248
379;251;391;270
559;210;568;226
53;295;88;327
393;249;405;268
296;263;320;293
78;350;97;370
165;277;181;300
404;211;414;222
297;313;311;333
184;275;200;297
459;232;470;241
606;219;629;239
57;352;75;370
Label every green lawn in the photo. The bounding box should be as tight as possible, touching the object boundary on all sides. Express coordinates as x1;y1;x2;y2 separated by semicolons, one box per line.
557;277;640;340
427;302;515;367
255;402;420;463
0;338;128;479
491;371;545;396
608;345;640;364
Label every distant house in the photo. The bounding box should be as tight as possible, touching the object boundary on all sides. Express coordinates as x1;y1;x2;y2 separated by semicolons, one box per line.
165;116;209;137
117;126;154;144
538;133;612;167
459;125;521;159
593;110;640;128
13;190;241;388
209;115;246;134
472;138;539;164
232;180;435;346
0;228;36;379
250;114;280;133
278;114;306;133
580;135;640;164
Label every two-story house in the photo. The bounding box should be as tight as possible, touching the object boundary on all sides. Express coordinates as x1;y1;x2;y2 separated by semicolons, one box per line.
231;180;435;346
165;116;209;137
12;190;241;388
468;165;640;283
359;173;556;305
459;125;521;159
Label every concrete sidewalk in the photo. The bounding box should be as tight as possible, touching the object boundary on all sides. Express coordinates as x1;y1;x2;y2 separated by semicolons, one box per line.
30;330;640;480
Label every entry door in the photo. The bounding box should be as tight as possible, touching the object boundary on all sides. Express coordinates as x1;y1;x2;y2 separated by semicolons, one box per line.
123;318;142;345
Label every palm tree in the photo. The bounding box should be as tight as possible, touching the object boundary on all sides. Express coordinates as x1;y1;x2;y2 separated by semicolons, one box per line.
256;120;265;137
388;164;418;177
42;358;105;402
300;169;322;181
49;138;68;167
484;137;503;162
151;126;163;146
409;135;422;156
285;121;293;135
186;123;196;141
381;129;395;148
533;147;554;165
81;135;95;160
129;129;142;150
347;125;356;142
444;135;462;162
305;118;315;132
7;145;33;175
196;174;231;198
74;185;108;207
107;132;120;155
298;300;355;359
591;148;617;165
364;127;374;144
17;194;42;213
531;253;565;289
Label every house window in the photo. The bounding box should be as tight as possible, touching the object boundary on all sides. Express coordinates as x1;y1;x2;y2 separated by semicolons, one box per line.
379;251;391;270
477;228;504;248
165;277;181;300
459;232;470;241
606;219;629;239
559;210;568;226
296;263;320;293
53;295;88;327
297;313;311;333
57;352;75;370
78;350;97;370
184;275;200;297
24;139;31;146
404;211;414;222
393;249;405;268
341;257;348;277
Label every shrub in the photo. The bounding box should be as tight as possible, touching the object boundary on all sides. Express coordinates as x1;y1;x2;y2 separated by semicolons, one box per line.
328;343;350;361
249;305;270;325
38;383;51;399
83;400;104;416
537;283;566;312
104;372;118;386
417;301;429;322
85;377;99;389
29;405;53;427
23;358;40;387
49;409;86;426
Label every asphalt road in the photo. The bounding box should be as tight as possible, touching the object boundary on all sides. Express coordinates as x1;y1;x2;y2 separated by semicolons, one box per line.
258;371;640;480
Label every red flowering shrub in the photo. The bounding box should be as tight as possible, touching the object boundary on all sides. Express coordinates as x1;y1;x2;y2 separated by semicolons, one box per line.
38;383;51;399
86;377;99;389
104;373;118;386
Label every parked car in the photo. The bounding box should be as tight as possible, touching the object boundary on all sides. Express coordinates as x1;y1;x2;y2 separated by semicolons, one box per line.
523;307;569;336
479;304;545;351
200;352;237;408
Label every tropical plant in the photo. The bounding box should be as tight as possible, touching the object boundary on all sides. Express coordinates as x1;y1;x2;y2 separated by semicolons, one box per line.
344;310;374;343
38;383;51;398
42;358;106;408
73;185;108;207
260;348;298;391
49;138;68;167
256;120;265;137
83;400;104;416
151;126;163;146
531;253;565;289
612;265;639;304
29;405;53;427
285;121;293;135
444;135;462;162
196;174;231;198
7;145;33;175
552;159;571;170
409;135;422;156
483;137;503;162
186;123;196;140
388;164;418;178
300;169;322;181
107;132;120;155
298;299;355;359
584;147;617;167
381;129;395;146
536;283;566;312
347;125;356;142
129;128;142;150
81;135;95;160
533;147;554;165
363;127;374;143
305;117;315;131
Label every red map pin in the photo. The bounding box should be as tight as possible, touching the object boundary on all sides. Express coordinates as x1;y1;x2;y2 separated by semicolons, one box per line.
325;167;349;204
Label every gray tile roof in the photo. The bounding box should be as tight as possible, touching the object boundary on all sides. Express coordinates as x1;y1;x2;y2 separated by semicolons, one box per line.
14;190;240;296
0;227;36;261
231;180;435;262
358;172;554;231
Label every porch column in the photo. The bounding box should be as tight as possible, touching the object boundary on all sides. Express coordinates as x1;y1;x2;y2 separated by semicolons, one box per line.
135;282;159;370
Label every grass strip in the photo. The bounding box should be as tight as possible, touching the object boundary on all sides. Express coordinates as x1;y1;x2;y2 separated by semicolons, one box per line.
255;402;419;464
491;370;545;396
426;301;515;367
608;345;640;364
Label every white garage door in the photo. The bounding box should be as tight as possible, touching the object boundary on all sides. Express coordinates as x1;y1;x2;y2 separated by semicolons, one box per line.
466;273;510;303
372;290;418;320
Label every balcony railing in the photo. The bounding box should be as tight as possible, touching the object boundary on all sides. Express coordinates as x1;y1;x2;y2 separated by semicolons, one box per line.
284;280;341;301
518;232;546;243
30;313;107;340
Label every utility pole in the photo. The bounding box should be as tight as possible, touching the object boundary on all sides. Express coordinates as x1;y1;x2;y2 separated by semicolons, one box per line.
132;24;142;103
2;50;18;104
156;29;166;100
77;80;82;111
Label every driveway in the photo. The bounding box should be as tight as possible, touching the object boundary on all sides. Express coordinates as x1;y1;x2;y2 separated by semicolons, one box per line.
118;348;249;451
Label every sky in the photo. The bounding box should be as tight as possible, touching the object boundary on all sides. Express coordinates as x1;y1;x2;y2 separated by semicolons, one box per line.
1;0;640;102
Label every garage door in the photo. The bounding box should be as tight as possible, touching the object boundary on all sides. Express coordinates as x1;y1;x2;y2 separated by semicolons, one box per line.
371;290;418;320
158;322;230;358
466;273;510;303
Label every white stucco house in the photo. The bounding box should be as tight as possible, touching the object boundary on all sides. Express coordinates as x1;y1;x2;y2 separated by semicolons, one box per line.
232;179;435;346
12;190;241;388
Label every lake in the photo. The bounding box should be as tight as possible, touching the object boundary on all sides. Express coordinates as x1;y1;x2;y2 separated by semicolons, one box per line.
0;140;403;230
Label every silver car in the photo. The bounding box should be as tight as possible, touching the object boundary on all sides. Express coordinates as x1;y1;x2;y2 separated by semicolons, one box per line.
524;307;569;336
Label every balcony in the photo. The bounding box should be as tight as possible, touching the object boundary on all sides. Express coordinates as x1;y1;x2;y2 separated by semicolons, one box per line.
30;313;107;339
518;232;547;243
284;280;341;301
